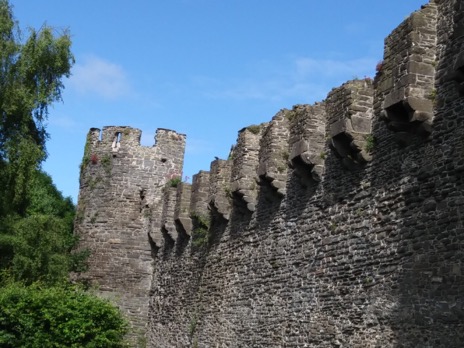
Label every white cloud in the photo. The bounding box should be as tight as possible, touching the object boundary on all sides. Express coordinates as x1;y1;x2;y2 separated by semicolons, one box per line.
195;56;377;103
70;55;133;100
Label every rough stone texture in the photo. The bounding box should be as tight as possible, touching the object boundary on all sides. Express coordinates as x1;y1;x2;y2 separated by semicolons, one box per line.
74;127;185;344
326;79;374;165
257;110;290;196
161;187;178;242
76;1;464;347
288;104;326;183
209;159;233;220
174;182;192;236
230;125;266;212
190;171;211;217
438;0;464;95
377;1;438;136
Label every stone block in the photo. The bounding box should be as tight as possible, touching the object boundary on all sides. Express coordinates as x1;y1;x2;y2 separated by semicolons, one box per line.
407;61;436;76
329;119;347;138
350;115;372;134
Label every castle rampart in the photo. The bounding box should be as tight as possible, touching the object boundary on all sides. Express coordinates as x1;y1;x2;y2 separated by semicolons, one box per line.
288;103;326;183
209;159;233;220
75;1;464;346
257;110;290;196
377;2;438;138
230;125;266;212
326;79;374;166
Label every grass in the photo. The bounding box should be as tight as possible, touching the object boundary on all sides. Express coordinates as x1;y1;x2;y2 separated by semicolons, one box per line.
246;125;261;135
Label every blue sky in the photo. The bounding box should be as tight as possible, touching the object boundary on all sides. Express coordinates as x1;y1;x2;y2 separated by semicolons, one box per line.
11;0;427;202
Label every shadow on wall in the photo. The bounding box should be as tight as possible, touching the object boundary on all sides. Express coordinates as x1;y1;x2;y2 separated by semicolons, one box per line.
389;2;464;346
390;45;464;348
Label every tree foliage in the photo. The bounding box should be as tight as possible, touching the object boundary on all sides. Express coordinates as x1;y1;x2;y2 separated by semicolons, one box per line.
0;2;129;346
0;170;88;284
0;0;74;215
0;0;78;283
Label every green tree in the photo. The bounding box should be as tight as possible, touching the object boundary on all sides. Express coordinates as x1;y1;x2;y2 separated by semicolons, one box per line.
0;169;88;285
0;0;80;283
0;0;74;216
0;3;128;347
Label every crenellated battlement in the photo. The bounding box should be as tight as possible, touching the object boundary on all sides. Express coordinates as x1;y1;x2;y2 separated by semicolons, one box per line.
209;159;233;220
288;103;326;183
326;79;374;167
230;124;267;212
377;2;438;138
75;1;464;346
258;110;290;196
83;126;186;158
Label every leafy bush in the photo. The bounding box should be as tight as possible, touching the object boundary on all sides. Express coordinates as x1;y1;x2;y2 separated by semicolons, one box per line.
0;283;128;347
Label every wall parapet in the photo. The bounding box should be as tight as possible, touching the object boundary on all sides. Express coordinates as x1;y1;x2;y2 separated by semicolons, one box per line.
230;124;266;212
288;104;326;183
174;182;192;236
75;2;464;346
209;159;233;220
257;110;290;196
326;79;374;168
377;2;438;138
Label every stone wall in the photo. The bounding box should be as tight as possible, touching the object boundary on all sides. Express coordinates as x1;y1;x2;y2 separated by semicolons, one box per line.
377;1;437;138
74;127;186;343
288;104;326;184
76;1;464;346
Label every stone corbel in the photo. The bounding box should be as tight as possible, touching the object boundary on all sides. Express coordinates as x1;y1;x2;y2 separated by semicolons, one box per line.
381;89;433;136
289;140;324;182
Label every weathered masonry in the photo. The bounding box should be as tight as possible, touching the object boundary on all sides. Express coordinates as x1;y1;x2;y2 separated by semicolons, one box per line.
75;1;464;347
74;127;186;341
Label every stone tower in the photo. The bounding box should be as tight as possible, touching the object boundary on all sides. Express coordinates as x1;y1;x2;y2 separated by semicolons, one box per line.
74;126;185;341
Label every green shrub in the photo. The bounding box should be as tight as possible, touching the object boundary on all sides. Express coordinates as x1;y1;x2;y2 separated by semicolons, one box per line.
190;212;211;247
364;134;375;153
0;283;128;347
167;176;182;188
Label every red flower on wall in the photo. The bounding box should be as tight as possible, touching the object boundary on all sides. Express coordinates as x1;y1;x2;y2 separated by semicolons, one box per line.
91;154;98;164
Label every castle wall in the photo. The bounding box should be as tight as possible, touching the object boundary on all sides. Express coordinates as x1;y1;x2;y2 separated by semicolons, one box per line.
288;104;326;183
76;1;464;347
258;110;290;196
